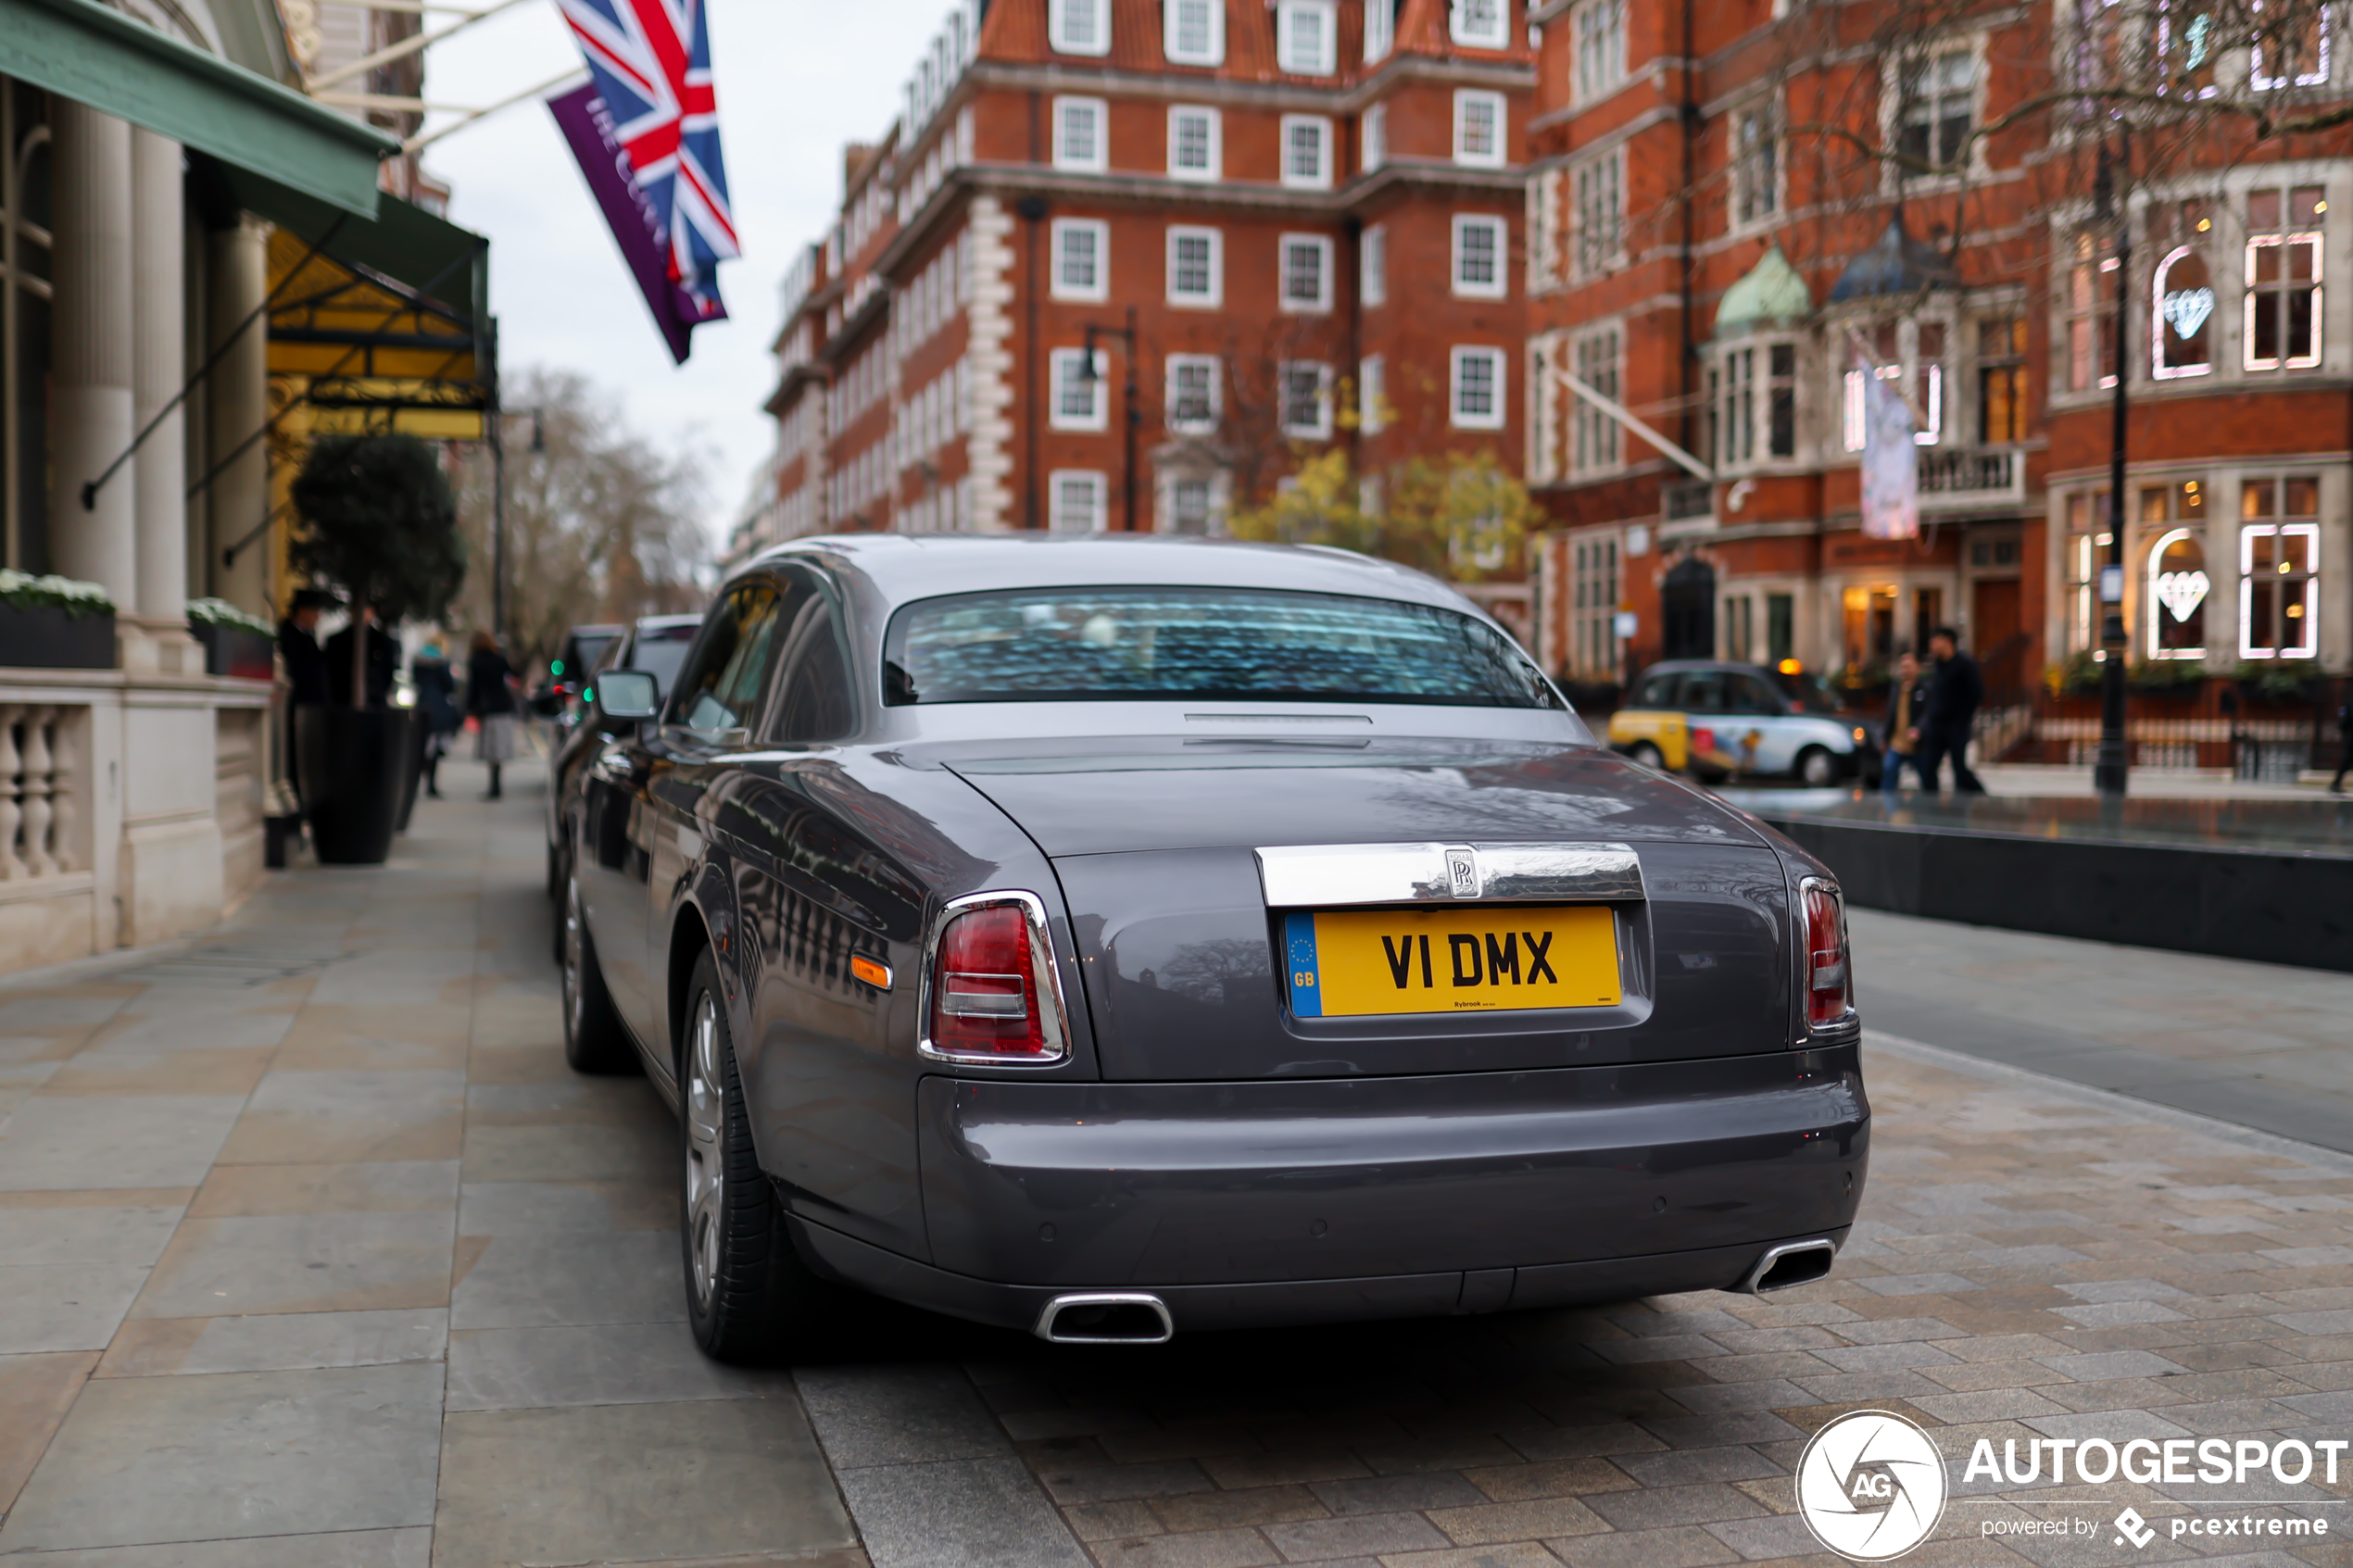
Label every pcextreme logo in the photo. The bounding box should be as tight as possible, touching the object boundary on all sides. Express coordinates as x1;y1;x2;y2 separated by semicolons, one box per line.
1795;1411;1949;1562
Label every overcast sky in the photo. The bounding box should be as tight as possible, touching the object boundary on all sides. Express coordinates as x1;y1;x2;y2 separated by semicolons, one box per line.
421;0;944;551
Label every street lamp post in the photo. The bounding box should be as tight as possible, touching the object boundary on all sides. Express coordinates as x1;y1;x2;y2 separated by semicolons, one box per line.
1078;307;1141;532
2094;140;2132;798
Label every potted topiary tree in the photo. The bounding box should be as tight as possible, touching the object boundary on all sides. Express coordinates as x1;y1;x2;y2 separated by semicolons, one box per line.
288;434;466;865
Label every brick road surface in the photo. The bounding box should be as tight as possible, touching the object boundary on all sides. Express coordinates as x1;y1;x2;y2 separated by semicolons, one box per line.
2;759;2351;1566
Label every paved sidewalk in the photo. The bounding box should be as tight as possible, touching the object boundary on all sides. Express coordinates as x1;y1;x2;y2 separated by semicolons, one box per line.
7;761;2353;1565
1853;909;2353;1155
0;762;859;1567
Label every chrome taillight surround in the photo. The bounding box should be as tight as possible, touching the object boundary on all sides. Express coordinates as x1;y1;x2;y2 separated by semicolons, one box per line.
916;889;1075;1067
1797;875;1858;1038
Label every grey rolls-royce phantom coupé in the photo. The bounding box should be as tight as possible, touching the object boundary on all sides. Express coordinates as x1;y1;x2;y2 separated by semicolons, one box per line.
555;535;1867;1359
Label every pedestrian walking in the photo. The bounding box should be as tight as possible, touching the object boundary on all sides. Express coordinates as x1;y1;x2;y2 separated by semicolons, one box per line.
412;643;461;799
276;588;334;709
1913;626;1987;795
1880;651;1925;797
467;630;521;800
2332;683;2350;795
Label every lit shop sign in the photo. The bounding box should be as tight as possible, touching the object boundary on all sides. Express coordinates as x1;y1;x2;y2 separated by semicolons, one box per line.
2154;245;2215;377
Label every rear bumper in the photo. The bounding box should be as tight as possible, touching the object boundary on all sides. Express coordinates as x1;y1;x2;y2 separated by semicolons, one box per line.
807;1045;1867;1332
791;1216;1855;1336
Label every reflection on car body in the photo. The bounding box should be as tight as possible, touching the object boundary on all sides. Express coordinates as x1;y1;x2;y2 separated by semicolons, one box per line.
552;536;1868;1356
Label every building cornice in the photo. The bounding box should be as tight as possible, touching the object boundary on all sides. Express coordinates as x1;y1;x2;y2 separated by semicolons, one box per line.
963;54;1535;120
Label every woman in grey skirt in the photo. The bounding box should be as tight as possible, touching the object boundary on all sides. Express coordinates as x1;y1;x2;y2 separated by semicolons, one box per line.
466;630;521;799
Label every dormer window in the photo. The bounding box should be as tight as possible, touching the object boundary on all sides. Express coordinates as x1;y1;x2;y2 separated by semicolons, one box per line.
1453;0;1509;47
1049;0;1110;56
1277;2;1338;73
1165;0;1225;65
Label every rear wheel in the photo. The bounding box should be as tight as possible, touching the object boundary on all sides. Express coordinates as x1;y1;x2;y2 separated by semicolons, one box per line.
1630;743;1667;771
1795;746;1838;788
680;951;825;1364
560;872;638;1074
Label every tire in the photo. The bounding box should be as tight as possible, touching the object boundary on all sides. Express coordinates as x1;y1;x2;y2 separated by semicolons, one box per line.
1631;743;1667;771
679;951;825;1364
546;835;561;902
560;871;639;1075
1795;746;1838;788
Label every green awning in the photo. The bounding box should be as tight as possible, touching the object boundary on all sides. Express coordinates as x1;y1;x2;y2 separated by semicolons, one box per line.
212;168;488;328
0;0;390;217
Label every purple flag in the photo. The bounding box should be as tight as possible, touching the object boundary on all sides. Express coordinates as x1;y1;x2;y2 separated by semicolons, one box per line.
548;81;727;365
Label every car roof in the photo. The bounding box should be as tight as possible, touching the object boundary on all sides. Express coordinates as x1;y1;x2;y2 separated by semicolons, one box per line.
565;623;623;640
1638;660;1776;677
744;533;1479;617
633;613;704;633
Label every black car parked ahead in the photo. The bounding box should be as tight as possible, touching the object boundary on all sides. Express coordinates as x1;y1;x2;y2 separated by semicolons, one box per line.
556;535;1868;1359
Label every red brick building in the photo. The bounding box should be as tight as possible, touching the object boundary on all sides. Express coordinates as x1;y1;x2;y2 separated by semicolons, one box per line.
742;0;1538;592
1520;0;2352;719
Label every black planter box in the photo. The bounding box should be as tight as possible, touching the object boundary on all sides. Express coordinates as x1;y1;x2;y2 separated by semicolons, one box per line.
295;706;422;866
0;604;115;670
195;622;275;680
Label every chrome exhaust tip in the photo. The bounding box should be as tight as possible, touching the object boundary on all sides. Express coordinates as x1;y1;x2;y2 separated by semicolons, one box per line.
1739;1238;1837;1296
1034;1293;1174;1344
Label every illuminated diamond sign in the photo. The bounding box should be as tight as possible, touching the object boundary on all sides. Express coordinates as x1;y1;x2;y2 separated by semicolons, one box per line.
2158;568;2211;622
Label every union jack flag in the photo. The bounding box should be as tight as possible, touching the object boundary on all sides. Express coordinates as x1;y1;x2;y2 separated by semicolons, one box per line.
553;0;738;307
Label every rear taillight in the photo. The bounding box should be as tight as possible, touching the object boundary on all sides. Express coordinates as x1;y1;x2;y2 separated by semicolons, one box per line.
1801;879;1853;1029
925;897;1067;1064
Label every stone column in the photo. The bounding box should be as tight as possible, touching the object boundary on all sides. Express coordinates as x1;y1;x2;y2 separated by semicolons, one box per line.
132;129;187;628
206;217;271;617
49;102;137;611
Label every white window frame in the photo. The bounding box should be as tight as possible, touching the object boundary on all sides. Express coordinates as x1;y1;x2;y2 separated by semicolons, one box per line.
1279;232;1334;312
1732;99;1781;230
1361;223;1389;307
1049;348;1110;432
1165;354;1222;434
1570;325;1623;474
2240;520;2322;657
1360;353;1388;434
1276;0;1339;74
1572;149;1624;278
1454;89;1507;168
2253;0;2333;88
1049;219;1109;303
1048;0;1110;57
1452;0;1509;47
1167;106;1221;182
1365;0;1395;61
1279;114;1333;189
1452;345;1508;430
1887;42;1980;184
1279;360;1336;438
1166;224;1224;307
1052;96;1108;172
1161;471;1232;535
1573;0;1627;103
1164;0;1225;65
1364;103;1389;172
1453;214;1508;298
2246;230;2325;372
1049;470;1108;533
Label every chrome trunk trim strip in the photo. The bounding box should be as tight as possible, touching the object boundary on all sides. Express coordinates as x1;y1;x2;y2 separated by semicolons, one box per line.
1253;843;1644;907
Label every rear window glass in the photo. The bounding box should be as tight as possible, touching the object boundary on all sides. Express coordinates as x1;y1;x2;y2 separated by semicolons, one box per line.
883;587;1561;709
633;623;699;700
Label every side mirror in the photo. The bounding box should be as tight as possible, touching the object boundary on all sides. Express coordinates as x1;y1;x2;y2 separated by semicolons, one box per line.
594;670;661;722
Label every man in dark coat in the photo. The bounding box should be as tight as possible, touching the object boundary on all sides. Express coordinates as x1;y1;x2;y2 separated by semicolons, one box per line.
1912;626;1987;795
276;588;334;708
2333;684;2350;795
324;607;399;709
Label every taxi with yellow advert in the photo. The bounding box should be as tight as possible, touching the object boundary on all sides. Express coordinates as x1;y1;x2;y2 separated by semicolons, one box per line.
1607;659;1879;785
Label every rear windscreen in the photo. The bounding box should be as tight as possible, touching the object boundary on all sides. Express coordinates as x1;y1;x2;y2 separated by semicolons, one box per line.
883;586;1561;709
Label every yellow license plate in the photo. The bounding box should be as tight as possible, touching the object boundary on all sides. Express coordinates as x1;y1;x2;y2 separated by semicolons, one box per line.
1283;904;1621;1018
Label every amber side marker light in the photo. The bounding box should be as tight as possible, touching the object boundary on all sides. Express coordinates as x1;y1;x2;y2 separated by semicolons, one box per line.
850;955;892;990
